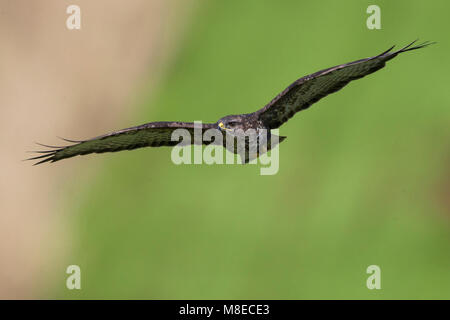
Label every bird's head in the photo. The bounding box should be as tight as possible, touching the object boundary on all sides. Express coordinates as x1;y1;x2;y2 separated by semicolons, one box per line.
217;115;243;133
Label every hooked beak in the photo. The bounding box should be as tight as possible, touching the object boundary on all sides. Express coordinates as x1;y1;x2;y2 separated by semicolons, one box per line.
218;122;232;131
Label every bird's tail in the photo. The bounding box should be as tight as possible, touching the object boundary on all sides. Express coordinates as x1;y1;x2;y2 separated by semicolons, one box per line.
240;134;287;164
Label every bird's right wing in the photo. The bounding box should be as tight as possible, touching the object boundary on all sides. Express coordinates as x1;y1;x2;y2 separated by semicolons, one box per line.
28;121;216;165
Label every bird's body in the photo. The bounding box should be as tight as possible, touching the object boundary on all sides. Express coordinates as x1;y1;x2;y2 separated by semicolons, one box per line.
29;40;434;165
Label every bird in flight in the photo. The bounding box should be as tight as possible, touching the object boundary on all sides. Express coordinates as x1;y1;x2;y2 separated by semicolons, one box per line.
29;40;433;165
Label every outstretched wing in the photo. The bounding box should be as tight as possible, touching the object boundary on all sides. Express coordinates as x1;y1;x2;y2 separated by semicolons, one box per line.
255;40;434;129
28;121;216;165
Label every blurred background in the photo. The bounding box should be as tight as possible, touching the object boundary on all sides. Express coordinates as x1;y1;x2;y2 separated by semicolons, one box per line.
1;0;449;299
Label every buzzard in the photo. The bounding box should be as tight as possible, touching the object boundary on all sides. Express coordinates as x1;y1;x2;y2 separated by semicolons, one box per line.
29;40;433;165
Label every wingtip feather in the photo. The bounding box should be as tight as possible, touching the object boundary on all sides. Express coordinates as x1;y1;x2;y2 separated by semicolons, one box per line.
398;39;436;53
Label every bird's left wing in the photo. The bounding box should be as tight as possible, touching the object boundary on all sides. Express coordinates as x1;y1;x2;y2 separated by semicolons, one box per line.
255;40;434;129
28;121;216;165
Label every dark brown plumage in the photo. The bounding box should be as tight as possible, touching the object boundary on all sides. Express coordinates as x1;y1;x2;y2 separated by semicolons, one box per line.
28;40;433;165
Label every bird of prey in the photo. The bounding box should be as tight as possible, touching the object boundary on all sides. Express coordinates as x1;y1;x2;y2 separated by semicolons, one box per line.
28;40;433;165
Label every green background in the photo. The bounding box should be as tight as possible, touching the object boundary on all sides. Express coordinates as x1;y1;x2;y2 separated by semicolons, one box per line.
53;0;450;299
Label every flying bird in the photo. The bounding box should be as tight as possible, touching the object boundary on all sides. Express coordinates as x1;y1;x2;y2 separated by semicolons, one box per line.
28;40;433;165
